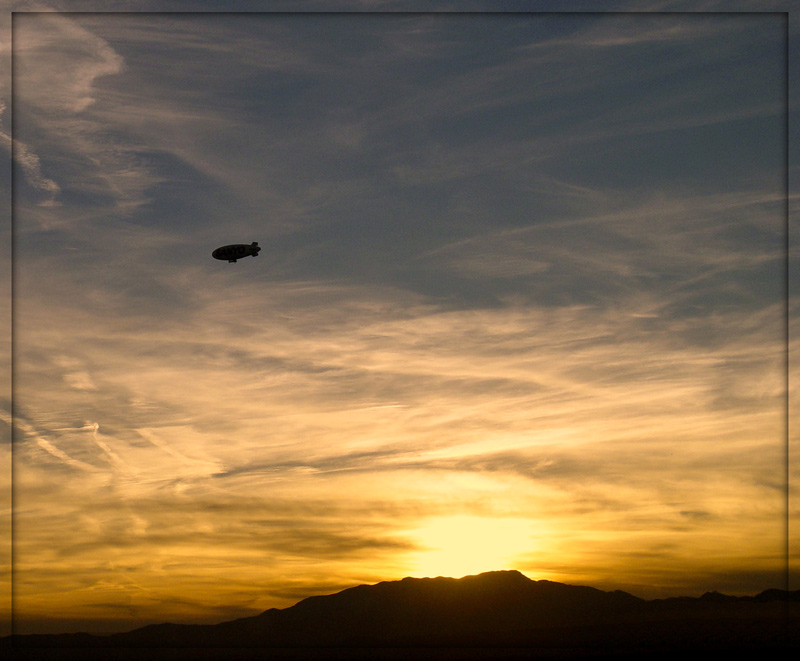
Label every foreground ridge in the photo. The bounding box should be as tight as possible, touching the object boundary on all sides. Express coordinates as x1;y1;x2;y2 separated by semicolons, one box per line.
4;570;798;657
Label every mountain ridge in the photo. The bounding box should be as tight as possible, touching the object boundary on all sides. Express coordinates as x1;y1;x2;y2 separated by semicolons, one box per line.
4;570;798;657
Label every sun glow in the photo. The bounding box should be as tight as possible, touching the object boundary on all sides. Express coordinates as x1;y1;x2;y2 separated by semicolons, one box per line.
409;515;535;578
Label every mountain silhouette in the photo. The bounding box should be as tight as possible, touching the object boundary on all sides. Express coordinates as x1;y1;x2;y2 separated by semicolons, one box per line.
4;570;798;659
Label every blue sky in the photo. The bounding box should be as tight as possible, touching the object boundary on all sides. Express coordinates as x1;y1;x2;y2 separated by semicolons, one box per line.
2;0;798;636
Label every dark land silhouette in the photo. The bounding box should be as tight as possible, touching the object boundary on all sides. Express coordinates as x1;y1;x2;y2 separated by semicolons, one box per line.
3;570;798;660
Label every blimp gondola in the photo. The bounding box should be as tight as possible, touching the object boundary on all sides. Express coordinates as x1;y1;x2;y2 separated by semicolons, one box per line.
212;242;261;263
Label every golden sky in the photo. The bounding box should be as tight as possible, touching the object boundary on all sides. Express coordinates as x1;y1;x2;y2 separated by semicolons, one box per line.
2;2;798;636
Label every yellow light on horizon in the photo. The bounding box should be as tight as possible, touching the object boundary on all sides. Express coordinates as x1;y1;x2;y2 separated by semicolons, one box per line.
409;515;535;578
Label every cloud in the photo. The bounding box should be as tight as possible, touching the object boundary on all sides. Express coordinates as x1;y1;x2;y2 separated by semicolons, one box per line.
12;11;161;223
14;10;124;113
0;95;60;205
13;415;102;473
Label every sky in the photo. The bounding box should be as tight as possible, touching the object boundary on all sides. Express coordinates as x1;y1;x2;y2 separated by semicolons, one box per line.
1;0;799;637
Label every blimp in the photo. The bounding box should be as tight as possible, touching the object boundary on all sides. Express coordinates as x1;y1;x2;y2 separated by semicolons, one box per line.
212;242;261;263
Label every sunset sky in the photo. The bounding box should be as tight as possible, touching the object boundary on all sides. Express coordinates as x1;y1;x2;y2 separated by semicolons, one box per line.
2;1;799;637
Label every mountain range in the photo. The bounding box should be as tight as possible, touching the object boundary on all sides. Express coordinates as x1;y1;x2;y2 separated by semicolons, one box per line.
4;570;798;659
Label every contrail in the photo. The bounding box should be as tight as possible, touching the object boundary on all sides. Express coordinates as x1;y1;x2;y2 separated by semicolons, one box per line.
12;414;100;472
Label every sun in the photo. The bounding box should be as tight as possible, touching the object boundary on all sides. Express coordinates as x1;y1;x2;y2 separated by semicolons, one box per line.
408;515;534;578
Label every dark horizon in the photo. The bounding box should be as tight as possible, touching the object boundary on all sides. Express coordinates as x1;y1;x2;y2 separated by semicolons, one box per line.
7;569;798;638
5;570;798;659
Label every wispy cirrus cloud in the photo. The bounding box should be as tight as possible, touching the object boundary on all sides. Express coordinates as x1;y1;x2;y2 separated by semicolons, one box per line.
12;10;160;225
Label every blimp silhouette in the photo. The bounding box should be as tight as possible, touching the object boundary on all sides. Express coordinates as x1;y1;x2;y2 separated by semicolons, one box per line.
212;242;261;263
